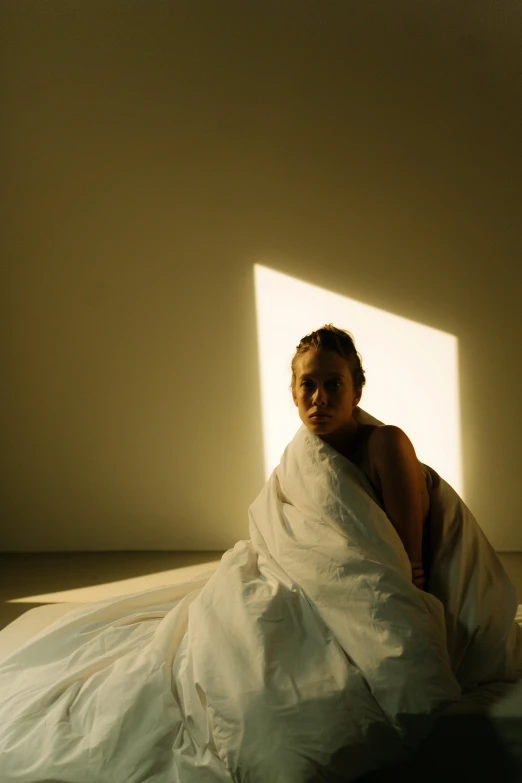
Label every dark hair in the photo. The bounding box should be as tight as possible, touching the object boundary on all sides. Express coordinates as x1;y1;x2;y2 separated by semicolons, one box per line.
290;324;366;394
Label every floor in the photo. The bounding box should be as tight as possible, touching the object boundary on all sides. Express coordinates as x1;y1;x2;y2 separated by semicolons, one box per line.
1;550;521;633
0;551;225;632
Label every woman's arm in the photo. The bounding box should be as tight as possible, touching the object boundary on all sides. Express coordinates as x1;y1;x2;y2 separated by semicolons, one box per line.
368;425;426;588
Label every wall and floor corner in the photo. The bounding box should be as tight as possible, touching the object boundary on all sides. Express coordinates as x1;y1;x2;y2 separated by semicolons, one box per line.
1;2;521;570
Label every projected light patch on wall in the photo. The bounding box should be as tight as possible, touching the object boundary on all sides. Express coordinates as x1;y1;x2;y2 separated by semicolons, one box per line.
254;264;463;497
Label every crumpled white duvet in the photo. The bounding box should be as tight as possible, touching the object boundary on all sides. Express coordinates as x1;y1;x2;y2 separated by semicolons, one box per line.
0;415;521;783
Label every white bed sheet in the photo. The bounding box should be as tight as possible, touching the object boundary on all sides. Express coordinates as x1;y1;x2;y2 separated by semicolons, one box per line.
1;600;522;783
0;603;85;664
2;602;521;699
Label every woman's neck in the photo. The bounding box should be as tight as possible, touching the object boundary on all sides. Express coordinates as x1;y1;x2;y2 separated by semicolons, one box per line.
320;417;360;459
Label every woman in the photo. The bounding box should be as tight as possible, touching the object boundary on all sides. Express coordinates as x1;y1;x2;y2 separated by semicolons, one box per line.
290;324;431;590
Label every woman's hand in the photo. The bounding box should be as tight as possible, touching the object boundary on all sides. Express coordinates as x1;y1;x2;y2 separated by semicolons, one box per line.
411;564;426;590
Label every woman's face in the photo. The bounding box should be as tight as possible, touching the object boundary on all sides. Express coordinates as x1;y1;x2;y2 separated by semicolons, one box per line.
292;348;361;437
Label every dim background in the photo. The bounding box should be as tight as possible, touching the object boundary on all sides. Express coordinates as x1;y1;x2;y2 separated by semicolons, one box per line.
1;0;521;553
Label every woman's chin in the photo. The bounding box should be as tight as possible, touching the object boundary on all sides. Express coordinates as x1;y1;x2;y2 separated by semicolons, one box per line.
308;418;334;431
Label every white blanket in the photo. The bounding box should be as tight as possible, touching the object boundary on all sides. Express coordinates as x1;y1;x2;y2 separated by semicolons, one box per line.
0;413;520;782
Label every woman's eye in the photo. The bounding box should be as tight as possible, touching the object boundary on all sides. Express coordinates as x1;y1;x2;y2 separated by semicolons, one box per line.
301;380;341;388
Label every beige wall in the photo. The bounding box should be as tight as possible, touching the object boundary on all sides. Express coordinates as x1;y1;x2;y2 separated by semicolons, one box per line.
1;1;521;552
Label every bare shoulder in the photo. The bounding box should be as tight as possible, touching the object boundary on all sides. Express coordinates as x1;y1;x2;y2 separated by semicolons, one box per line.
366;425;418;463
366;424;430;515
